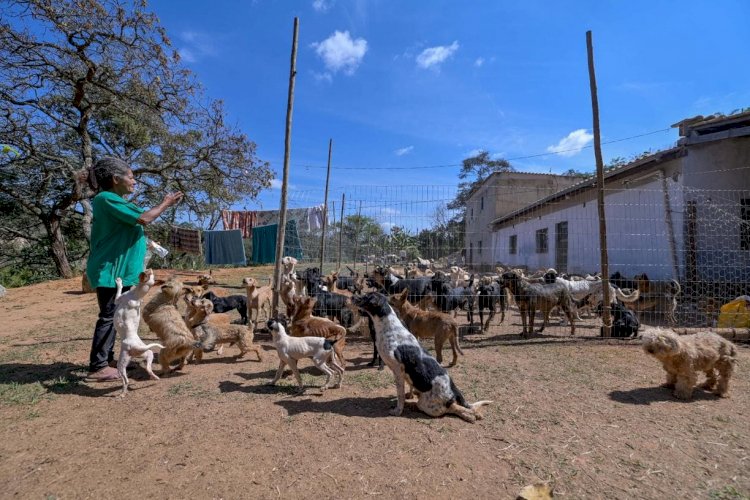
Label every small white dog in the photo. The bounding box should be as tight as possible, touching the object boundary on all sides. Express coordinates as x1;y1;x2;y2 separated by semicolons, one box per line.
266;319;344;393
114;269;164;396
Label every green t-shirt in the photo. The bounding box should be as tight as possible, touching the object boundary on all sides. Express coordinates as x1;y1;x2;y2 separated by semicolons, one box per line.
86;191;146;289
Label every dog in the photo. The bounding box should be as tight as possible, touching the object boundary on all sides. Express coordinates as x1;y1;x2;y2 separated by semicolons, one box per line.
266;319;344;392
113;269;163;396
501;272;575;337
281;256;298;277
477;280;506;331
545;269;640;308
201;290;248;324
188;297;263;361
142;277;199;375
197;271;216;287
388;289;463;366
431;274;476;325
291;295;347;366
641;328;737;400
632;273;681;325
242;277;273;332
596;301;640;338
353;292;492;423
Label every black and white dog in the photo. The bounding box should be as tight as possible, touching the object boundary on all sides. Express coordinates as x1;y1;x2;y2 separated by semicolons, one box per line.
353;292;492;423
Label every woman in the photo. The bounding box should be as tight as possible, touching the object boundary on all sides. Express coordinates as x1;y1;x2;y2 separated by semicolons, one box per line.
85;157;183;381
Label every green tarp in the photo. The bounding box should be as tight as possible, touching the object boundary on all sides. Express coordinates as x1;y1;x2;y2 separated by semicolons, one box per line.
251;220;303;264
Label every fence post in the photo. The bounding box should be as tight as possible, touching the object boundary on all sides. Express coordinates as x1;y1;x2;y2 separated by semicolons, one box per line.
318;139;333;273
337;193;345;271
271;17;298;318
587;30;612;336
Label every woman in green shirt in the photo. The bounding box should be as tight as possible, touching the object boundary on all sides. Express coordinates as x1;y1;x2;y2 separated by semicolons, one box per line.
85;157;183;381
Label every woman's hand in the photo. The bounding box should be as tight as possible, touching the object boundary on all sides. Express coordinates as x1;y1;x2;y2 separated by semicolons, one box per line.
163;191;184;207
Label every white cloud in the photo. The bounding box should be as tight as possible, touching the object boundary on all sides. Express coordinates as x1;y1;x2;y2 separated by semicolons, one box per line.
177;30;217;64
269;178;295;190
394;146;414;156
312;71;333;83
380;221;396;231
416;41;459;69
178;48;196;63
546;129;594;157
474;57;484;67
311;31;368;75
312;0;333;12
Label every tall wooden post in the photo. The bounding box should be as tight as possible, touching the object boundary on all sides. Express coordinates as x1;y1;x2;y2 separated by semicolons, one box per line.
587;30;612;336
353;200;363;271
318;139;333;273
272;17;299;318
337;193;345;271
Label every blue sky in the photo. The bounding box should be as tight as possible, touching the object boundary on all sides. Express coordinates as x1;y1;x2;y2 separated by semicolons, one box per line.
149;0;749;220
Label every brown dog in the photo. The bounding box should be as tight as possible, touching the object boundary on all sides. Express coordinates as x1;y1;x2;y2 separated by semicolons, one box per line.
388;289;463;366
242;277;273;332
501;271;575;337
142;278;198;375
187;297;263;362
290;295;347;366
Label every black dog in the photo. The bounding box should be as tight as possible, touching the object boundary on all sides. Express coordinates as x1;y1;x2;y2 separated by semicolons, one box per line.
431;274;476;326
311;285;355;328
597;301;640;338
201;291;247;324
477;280;506;332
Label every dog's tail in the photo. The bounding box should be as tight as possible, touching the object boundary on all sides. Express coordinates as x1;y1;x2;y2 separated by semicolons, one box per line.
670;279;682;297
468;400;493;420
614;287;640;303
143;343;165;351
452;323;464;356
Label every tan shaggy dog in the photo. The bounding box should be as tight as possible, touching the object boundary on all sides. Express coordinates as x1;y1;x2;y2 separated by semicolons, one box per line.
290;295;347;366
642;328;737;400
388;289;463;366
142;278;199;376
187;297;263;362
242;277;273;332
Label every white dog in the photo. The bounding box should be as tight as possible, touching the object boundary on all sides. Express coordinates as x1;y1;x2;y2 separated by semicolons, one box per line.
266;319;344;393
114;269;164;396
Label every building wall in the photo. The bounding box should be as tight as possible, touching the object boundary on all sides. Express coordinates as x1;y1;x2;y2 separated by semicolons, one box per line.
681;137;750;281
491;160;684;280
465;173;579;270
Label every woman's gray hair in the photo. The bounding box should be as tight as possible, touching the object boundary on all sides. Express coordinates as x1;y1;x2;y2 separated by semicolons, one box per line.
88;156;131;191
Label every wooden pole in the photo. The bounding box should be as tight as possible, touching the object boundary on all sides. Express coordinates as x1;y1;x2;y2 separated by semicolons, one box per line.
353;200;363;272
272;17;299;318
337;193;345;271
318;139;333;273
587;30;612;337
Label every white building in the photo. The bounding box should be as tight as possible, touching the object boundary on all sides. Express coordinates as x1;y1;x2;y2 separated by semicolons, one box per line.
490;112;750;285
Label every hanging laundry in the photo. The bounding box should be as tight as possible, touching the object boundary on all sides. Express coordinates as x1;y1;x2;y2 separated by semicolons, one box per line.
221;209;257;238
251;220;303;264
169;226;202;255
202;229;246;265
307;204;325;230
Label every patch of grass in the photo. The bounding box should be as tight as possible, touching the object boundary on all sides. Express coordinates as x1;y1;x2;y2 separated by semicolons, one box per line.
710;486;749;500
0;345;42;364
44;375;80;392
348;371;390;390
167;381;213;398
0;381;47;406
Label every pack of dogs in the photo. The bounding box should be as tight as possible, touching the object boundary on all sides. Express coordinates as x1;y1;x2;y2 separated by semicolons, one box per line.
107;261;737;417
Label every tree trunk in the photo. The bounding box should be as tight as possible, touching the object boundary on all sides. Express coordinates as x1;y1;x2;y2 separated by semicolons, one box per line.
46;214;73;278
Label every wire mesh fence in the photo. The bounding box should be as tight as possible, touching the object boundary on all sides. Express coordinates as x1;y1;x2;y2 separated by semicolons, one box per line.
274;165;749;333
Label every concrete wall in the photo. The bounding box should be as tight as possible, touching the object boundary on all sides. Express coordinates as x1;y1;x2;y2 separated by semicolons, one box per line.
465;173;580;270
681;137;750;282
491;160;684;280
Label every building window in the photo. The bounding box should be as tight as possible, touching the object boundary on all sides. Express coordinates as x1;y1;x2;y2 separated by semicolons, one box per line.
742;198;750;250
509;235;517;255
481;197;484;211
536;228;548;253
471;207;474;219
478;240;482;255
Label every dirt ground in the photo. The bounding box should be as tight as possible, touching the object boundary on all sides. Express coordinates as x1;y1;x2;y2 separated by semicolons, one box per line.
1;266;749;500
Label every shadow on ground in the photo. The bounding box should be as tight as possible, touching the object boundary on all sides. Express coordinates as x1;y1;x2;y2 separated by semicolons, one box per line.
609;386;722;405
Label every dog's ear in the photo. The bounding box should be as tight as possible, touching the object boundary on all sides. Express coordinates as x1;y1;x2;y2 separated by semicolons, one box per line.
399;289;408;301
